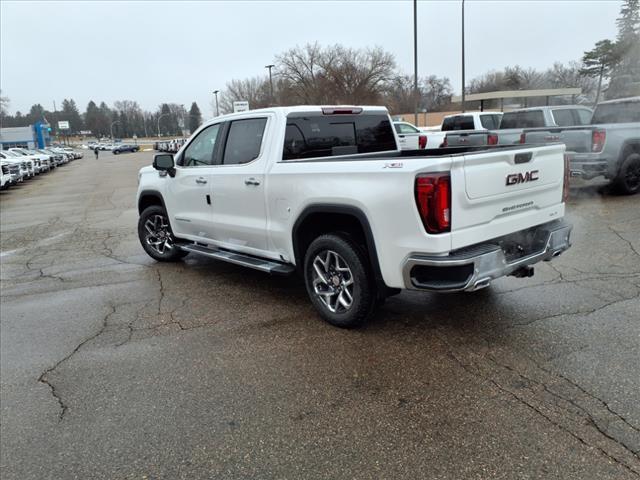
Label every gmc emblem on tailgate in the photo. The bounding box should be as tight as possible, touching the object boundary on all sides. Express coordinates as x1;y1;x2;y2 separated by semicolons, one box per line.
506;170;539;186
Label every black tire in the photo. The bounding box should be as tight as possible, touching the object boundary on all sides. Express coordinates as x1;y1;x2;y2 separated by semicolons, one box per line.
303;233;376;328
138;205;188;262
612;152;640;195
113;150;119;155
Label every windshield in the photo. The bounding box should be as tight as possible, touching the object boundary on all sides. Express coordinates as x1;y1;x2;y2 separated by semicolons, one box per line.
591;101;640;124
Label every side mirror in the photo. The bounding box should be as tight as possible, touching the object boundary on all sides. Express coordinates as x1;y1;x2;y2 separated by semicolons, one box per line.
153;154;175;177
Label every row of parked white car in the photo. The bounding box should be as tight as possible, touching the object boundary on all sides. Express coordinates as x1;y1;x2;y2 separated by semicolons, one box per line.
0;146;83;191
85;142;117;151
154;138;187;153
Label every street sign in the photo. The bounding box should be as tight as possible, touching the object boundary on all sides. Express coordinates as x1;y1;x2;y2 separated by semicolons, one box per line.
233;101;249;113
58;121;70;130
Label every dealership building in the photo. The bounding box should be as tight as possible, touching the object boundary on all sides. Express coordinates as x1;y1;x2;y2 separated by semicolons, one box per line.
0;121;51;149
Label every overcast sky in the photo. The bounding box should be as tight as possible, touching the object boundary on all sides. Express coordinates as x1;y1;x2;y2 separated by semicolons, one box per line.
1;0;621;118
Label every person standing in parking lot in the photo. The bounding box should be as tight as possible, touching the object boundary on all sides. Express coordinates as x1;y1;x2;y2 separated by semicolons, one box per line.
94;147;99;160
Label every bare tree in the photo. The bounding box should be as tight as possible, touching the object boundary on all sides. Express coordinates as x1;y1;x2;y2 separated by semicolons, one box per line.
276;43;396;105
383;75;452;114
276;43;329;104
421;75;453;111
548;61;598;101
0;90;9;117
320;45;396;104
217;77;271;114
467;70;507;94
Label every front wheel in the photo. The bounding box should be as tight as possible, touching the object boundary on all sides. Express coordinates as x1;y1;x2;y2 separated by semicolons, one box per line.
303;233;376;328
612;153;640;195
138;205;188;262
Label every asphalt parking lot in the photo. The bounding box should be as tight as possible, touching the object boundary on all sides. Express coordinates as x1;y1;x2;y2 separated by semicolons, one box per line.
1;150;639;479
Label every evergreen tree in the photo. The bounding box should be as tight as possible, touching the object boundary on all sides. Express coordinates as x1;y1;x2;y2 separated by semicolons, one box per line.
28;104;45;122
158;103;171;136
61;98;83;132
84;101;101;136
580;40;620;103
188;102;202;134
609;0;640;98
98;102;112;138
616;0;640;41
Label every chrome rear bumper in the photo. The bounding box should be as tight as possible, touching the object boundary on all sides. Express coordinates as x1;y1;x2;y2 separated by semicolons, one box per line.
403;220;572;292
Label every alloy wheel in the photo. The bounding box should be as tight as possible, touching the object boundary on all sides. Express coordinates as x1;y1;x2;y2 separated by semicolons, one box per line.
311;250;355;313
144;214;174;255
625;158;640;191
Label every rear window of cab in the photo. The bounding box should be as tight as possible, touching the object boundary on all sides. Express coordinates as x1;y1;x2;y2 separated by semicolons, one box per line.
500;110;546;129
283;113;396;160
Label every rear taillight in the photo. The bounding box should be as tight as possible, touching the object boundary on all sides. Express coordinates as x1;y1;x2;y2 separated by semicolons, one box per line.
563;153;570;202
488;133;498;145
415;174;451;234
519;132;526;144
418;135;427;149
592;129;606;152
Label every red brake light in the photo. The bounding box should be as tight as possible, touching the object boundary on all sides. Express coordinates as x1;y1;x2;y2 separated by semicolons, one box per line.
563;153;570;202
519;132;526;144
419;135;427;149
415;174;451;234
488;133;498;145
592;129;606;152
321;107;363;115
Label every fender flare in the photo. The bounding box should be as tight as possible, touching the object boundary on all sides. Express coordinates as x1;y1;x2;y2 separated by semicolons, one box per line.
292;204;388;291
619;139;640;162
137;189;166;214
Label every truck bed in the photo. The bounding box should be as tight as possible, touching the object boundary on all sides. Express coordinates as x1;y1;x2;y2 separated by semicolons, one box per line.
270;143;566;287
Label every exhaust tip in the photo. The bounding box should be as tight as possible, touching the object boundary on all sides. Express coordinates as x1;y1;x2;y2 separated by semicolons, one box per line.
472;278;492;290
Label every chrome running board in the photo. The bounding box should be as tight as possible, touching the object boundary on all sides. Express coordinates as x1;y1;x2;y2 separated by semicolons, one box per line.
179;244;295;275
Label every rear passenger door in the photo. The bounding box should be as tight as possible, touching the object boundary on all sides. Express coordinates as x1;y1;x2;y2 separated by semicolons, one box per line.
209;116;271;256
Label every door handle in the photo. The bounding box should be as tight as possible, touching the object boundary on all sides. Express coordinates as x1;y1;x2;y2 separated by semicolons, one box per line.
195;177;207;185
244;178;260;186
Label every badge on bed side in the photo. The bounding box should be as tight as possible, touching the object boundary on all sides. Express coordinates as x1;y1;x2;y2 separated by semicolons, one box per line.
383;162;404;169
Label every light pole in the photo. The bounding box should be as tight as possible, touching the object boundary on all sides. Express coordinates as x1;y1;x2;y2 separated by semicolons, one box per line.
265;64;275;105
461;0;466;113
157;113;170;138
110;120;119;142
212;90;220;117
413;0;419;125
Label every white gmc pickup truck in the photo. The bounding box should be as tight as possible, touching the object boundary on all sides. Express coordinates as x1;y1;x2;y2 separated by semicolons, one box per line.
137;106;572;327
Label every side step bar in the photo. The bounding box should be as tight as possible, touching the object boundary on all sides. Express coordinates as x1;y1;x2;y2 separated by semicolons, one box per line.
179;244;295;275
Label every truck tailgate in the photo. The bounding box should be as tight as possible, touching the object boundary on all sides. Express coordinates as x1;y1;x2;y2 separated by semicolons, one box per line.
445;131;490;147
451;144;565;249
524;127;592;153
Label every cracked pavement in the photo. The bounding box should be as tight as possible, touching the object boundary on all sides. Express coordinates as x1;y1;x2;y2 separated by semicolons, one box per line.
1;151;639;479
